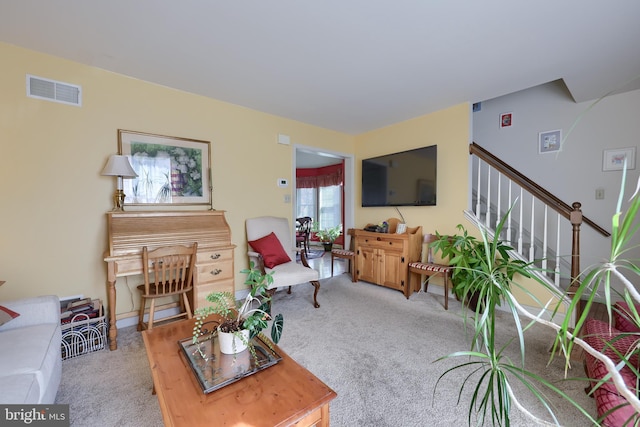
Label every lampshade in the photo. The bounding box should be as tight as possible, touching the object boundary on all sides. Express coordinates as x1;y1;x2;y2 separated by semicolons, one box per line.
101;155;137;178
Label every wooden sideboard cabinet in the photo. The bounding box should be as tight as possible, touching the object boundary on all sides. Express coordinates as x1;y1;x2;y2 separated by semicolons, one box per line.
104;210;235;350
354;226;422;298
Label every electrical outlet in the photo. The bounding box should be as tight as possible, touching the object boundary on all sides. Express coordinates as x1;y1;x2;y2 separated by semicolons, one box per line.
595;188;605;200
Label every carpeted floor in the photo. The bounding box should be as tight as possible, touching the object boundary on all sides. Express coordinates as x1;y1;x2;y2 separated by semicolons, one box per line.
56;274;596;426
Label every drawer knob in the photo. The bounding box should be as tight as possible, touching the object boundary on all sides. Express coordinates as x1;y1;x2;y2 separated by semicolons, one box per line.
210;269;222;275
210;253;221;260
376;237;381;241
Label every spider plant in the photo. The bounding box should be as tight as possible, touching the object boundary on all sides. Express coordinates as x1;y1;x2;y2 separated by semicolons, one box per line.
433;206;598;426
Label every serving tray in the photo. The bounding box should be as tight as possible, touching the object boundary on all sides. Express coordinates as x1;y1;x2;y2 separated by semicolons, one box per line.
179;322;282;394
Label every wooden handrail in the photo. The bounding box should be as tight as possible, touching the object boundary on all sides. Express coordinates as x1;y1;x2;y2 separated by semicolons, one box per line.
470;142;610;237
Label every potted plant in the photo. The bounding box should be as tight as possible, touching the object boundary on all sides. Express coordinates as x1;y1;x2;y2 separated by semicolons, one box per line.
314;223;342;251
192;262;284;360
430;217;530;312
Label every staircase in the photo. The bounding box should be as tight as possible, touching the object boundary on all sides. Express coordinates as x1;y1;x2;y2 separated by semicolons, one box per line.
467;143;610;318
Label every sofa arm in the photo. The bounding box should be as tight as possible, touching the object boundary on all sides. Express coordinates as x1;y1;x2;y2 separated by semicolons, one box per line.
0;295;60;332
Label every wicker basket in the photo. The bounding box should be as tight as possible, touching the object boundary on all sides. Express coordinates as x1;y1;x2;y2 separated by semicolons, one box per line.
61;301;108;360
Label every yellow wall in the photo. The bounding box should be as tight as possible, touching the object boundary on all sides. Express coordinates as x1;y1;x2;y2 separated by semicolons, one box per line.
0;42;558;319
354;103;471;234
0;42;353;315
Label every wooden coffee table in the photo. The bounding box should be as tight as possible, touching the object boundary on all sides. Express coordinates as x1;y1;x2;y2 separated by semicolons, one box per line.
142;317;337;426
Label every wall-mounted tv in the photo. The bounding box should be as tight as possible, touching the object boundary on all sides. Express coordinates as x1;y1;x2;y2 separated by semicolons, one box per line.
362;145;437;207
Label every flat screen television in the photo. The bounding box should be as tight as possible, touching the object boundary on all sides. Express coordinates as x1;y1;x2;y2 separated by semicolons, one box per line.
362;145;437;207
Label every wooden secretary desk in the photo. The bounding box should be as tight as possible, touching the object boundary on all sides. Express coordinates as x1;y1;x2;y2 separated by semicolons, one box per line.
104;210;235;350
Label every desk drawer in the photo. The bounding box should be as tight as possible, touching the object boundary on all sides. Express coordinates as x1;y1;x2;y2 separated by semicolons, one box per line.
194;278;234;309
195;259;233;282
357;236;404;250
197;249;233;264
114;258;144;276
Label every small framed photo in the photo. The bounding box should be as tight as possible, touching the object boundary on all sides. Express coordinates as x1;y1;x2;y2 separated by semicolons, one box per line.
602;147;636;171
118;129;212;206
499;112;513;128
538;129;562;154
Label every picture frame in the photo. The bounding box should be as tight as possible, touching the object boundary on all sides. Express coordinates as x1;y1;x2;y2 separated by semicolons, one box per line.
538;129;562;154
118;129;211;206
499;112;512;128
602;147;636;171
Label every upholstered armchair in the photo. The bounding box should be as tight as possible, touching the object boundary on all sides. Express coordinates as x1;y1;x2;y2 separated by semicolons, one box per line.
246;216;321;308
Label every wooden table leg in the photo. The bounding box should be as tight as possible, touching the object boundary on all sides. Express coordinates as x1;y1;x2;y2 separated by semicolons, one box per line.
107;262;118;350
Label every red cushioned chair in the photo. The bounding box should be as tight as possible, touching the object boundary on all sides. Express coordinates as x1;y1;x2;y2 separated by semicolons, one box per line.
613;301;640;333
583;318;640;427
408;234;452;310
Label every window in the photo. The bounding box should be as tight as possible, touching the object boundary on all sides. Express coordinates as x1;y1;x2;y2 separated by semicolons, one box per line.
296;185;342;231
296;162;344;237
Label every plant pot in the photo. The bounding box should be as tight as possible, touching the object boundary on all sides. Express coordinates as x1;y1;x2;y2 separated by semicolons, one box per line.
322;242;333;251
464;291;484;313
218;328;250;354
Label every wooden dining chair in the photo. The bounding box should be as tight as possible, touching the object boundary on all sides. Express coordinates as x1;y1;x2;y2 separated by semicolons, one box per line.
137;243;198;331
295;216;313;255
408;234;452;310
331;228;357;282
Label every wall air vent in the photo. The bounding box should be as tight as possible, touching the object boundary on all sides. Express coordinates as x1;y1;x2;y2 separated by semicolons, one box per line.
27;74;82;106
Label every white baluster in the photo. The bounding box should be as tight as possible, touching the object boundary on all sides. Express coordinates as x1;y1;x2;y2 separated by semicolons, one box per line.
507;180;513;244
555;214;561;287
542;204;548;271
518;188;523;253
486;166;492;228
476;158;482;217
530;198;535;262
496;172;502;233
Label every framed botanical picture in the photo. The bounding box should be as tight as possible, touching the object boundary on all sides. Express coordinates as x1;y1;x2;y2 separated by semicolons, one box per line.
118;129;211;206
499;112;512;128
602;147;636;171
538;129;562;154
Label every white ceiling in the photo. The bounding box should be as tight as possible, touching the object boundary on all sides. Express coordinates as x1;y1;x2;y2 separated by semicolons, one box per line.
1;1;639;135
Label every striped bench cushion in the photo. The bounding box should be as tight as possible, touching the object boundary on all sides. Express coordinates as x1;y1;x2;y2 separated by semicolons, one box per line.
332;249;354;256
408;262;451;273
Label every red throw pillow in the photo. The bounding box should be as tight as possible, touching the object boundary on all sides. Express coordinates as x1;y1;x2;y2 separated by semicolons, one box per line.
0;305;20;327
249;232;291;268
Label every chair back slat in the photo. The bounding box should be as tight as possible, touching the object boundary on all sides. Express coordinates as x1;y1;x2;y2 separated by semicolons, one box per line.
423;233;438;263
143;244;197;297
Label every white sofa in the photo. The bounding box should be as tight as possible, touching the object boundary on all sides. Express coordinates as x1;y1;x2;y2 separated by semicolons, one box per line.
0;295;62;404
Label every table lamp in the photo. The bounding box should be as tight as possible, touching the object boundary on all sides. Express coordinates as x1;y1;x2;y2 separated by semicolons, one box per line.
101;154;138;211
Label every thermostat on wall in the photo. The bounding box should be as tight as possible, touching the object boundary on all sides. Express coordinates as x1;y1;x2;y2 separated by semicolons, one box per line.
277;178;288;187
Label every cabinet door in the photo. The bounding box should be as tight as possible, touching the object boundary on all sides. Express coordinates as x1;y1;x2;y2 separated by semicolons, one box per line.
380;249;404;290
356;246;377;283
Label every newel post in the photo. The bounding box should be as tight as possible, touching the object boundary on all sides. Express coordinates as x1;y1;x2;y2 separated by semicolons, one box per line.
569;202;583;320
